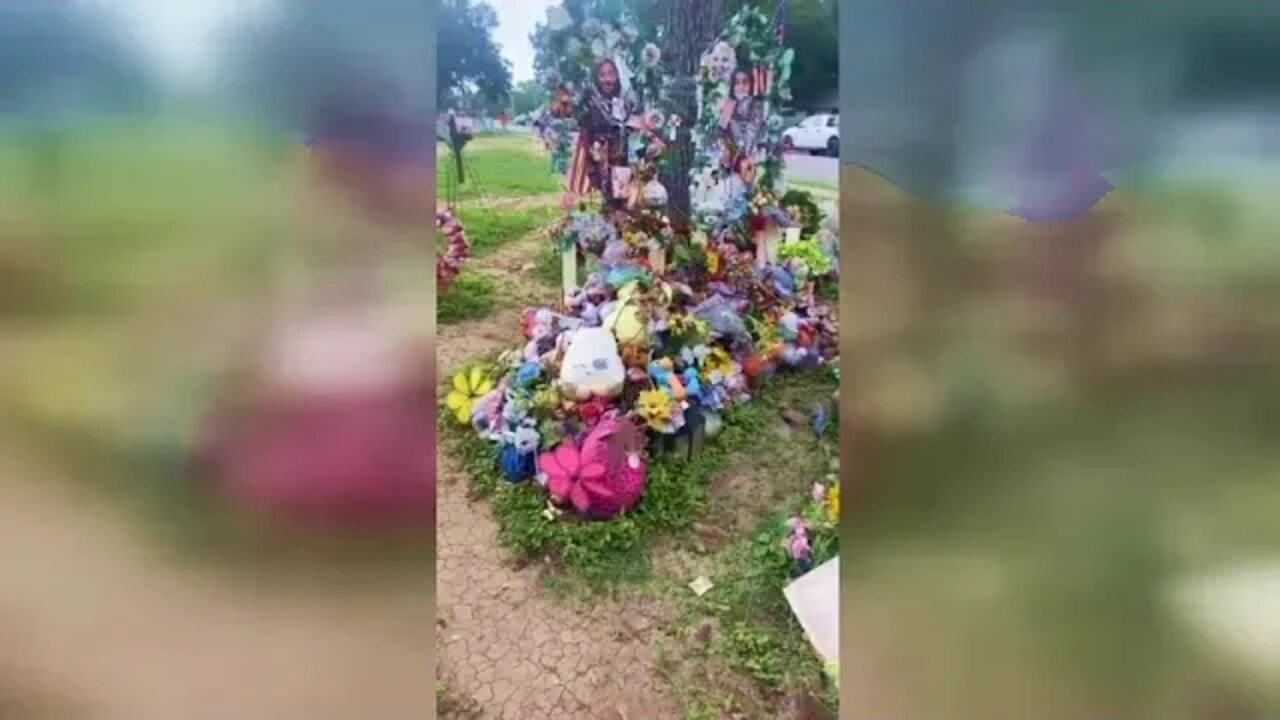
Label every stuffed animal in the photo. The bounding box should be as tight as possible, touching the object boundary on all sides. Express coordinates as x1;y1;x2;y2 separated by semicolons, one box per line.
558;327;626;400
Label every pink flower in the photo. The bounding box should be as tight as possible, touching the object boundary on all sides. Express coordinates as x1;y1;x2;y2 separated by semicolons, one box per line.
561;192;579;211
788;532;812;562
811;483;826;503
538;440;610;515
537;418;648;519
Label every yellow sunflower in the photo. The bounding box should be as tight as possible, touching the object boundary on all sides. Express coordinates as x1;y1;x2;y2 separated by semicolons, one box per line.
445;365;494;425
701;347;734;380
637;389;674;428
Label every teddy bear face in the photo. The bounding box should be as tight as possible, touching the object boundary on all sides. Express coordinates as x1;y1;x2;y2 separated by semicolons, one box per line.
559;327;626;400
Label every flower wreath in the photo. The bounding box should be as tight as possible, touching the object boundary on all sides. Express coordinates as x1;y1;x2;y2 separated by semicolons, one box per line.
436;209;470;290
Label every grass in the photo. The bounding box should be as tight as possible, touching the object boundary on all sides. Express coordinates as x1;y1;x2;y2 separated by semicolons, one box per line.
437;272;495;325
436;134;562;199
452;205;560;257
533;245;563;287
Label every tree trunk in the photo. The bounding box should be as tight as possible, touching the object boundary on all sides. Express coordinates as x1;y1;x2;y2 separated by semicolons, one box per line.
658;0;729;228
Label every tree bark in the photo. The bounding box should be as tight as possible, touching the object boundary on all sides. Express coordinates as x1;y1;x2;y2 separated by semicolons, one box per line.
658;0;729;229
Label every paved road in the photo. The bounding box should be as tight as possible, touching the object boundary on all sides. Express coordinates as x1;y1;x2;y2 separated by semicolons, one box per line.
782;151;838;188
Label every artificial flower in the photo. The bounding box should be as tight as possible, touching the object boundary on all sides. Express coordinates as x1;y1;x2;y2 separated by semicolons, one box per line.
636;389;674;428
446;365;494;425
515;361;542;388
539;439;606;514
546;5;571;31
701;347;734;380
642;43;661;68
811;483;827;503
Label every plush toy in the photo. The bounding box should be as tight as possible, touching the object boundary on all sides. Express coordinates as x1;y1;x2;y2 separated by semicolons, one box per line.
498;426;540;483
559;326;626;400
648;358;687;400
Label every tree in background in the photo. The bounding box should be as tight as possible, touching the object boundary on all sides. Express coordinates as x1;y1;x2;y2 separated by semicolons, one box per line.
438;0;512;108
437;0;512;184
510;80;549;119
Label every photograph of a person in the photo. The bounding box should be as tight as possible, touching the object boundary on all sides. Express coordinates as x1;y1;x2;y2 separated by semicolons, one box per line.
435;1;841;719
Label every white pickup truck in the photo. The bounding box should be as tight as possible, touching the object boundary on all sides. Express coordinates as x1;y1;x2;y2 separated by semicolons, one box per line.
782;113;840;157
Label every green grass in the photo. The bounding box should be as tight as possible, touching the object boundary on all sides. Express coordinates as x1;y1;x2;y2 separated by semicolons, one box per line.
437;272;495;325
437;134;562;199
533;245;563;287
453;205;560;256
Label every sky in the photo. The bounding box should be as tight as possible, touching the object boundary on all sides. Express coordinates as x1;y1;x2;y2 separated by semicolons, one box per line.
489;0;557;84
79;0;278;88
82;0;550;88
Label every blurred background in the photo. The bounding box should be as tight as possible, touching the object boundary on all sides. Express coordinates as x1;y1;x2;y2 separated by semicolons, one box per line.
0;2;436;717
838;1;1280;718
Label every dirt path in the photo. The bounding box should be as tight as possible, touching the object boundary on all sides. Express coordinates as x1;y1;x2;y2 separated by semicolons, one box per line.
436;218;561;374
434;219;683;719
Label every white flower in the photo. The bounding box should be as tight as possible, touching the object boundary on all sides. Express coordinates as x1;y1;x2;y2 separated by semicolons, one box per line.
566;37;583;56
604;26;622;52
590;38;606;59
582;18;602;37
547;5;572;31
621;23;640;42
644;108;665;129
670;114;683;128
641;43;661;68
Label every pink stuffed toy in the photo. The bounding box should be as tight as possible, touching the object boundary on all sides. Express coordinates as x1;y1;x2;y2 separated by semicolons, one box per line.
539;416;647;519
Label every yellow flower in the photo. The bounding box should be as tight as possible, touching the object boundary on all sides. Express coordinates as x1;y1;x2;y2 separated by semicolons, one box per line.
827;485;840;523
445;365;494;425
668;313;697;335
706;248;720;274
701;347;734;380
637;389;673;428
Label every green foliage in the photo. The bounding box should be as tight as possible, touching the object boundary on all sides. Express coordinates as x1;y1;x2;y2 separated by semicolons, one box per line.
777;238;832;275
533;245;563;287
438;0;512;105
779;188;823;236
437;273;495;325
510;79;549;117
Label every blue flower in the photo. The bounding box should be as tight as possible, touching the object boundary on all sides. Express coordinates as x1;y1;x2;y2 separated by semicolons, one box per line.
515;362;542;388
